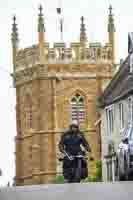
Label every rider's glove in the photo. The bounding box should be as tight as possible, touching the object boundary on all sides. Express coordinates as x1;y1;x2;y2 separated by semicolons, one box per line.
69;155;74;160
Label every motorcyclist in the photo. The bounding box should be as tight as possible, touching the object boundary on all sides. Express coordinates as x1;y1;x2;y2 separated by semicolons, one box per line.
58;123;91;182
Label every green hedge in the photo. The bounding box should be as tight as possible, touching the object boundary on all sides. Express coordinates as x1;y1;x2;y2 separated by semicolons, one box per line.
55;175;65;184
84;160;102;182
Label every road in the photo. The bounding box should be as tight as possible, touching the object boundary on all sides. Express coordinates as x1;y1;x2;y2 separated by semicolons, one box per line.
0;182;133;200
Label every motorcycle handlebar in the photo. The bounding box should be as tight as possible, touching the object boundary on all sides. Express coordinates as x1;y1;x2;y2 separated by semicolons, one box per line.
63;151;87;160
59;150;94;161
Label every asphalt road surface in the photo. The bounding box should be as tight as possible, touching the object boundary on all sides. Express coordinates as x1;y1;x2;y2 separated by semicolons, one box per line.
0;182;133;200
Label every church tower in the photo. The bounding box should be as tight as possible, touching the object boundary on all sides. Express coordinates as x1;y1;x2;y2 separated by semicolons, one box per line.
38;5;46;64
108;5;115;63
11;15;19;85
12;5;116;185
80;16;88;45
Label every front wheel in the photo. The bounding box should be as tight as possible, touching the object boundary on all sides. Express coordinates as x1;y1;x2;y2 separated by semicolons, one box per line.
73;159;82;183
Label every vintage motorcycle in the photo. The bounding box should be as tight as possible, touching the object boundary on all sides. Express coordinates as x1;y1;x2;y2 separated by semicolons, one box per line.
59;150;93;183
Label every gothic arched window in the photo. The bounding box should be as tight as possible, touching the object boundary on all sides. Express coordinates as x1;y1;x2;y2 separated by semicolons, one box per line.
25;95;33;129
70;93;86;124
27;103;32;129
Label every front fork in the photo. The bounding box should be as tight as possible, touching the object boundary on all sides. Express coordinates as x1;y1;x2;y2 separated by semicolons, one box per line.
74;158;82;182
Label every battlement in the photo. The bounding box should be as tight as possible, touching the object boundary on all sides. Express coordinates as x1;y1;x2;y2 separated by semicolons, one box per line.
15;42;112;71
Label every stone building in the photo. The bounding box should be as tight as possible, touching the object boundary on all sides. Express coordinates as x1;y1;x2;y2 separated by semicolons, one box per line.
11;5;116;185
98;36;133;181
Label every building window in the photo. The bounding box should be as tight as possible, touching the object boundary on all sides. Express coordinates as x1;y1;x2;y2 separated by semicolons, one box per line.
119;103;124;130
130;52;133;73
26;103;32;129
70;93;85;124
106;142;116;182
128;97;133;123
106;106;114;136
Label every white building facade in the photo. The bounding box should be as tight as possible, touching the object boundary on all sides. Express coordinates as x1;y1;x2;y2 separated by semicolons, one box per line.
101;97;133;181
99;49;133;181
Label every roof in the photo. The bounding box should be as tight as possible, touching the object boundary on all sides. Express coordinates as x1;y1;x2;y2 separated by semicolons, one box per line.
0;183;133;200
98;53;133;108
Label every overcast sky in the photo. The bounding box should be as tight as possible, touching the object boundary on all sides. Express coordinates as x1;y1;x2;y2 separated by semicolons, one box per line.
0;0;133;186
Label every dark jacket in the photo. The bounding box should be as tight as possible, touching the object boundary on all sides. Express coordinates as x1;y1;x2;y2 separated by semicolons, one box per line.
59;130;91;155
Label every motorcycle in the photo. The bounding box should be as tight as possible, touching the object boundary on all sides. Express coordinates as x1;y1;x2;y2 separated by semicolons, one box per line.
59;151;93;183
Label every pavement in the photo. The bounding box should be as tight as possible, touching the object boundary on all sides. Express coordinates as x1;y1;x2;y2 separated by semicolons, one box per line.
0;182;133;200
